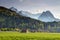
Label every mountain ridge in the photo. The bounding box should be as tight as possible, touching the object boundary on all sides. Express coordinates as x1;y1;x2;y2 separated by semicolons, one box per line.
9;7;60;22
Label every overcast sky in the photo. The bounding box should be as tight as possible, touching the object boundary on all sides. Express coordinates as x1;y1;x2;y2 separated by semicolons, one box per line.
0;0;60;19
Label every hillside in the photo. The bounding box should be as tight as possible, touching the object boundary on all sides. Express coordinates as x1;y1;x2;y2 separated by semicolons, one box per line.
0;6;43;31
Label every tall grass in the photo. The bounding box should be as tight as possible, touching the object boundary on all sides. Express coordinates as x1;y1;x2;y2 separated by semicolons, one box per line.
0;32;60;40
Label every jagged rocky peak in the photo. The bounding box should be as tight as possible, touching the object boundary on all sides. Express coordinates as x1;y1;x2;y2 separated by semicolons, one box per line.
9;7;18;13
42;11;54;16
45;11;51;13
38;10;56;22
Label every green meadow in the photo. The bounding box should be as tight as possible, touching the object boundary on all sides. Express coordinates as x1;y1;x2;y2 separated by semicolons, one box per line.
0;32;60;40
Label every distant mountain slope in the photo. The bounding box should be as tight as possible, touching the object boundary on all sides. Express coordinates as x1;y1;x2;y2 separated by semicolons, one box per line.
38;11;60;22
18;10;41;19
9;7;41;19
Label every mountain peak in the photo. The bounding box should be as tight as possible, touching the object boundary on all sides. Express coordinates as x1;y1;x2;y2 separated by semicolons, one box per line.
43;11;52;15
38;11;55;22
45;11;53;15
9;7;18;13
46;10;51;13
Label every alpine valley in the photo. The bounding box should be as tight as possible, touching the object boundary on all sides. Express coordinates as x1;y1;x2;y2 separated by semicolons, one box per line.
0;6;60;32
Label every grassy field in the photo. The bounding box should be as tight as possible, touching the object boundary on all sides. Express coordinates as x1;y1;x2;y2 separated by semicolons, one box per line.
0;32;60;40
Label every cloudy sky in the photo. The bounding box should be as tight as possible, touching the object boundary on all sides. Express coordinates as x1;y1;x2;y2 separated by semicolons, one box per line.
0;0;60;19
